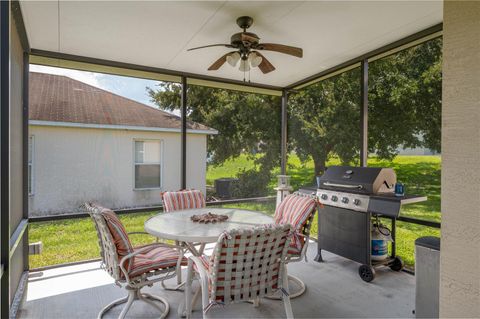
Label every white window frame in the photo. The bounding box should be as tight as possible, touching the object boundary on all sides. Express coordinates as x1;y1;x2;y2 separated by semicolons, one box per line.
133;139;163;191
28;135;35;196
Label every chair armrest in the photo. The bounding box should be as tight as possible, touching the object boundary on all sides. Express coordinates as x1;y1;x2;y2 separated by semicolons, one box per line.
189;256;210;283
127;231;150;236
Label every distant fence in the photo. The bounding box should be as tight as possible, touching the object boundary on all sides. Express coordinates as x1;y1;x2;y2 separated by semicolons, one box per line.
29;195;439;228
28;196;277;223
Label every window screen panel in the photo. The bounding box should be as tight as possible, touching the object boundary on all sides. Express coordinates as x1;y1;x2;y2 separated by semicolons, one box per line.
135;164;161;189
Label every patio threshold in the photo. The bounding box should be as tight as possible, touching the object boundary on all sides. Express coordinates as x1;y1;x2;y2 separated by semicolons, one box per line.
18;244;415;318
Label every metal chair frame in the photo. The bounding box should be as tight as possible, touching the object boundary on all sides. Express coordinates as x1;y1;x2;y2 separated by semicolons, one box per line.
160;190;207;291
267;191;318;299
184;225;294;319
85;203;182;319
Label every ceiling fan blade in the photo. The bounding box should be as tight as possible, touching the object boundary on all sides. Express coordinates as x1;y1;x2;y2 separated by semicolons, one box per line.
187;44;234;51
255;43;303;58
253;52;276;74
208;52;236;70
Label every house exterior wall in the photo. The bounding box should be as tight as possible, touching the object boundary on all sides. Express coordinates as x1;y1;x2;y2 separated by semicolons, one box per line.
186;134;207;191
440;1;480;317
28;125;207;216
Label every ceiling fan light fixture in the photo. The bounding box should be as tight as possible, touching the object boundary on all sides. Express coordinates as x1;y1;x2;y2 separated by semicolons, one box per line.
249;52;263;68
239;59;250;72
188;16;303;77
226;52;241;67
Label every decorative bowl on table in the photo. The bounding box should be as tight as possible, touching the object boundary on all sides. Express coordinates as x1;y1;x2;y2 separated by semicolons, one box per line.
190;212;229;224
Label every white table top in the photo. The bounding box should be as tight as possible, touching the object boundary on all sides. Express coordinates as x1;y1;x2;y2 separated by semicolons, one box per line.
144;207;274;243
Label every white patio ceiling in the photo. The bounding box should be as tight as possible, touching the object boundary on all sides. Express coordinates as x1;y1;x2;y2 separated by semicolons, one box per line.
20;1;442;88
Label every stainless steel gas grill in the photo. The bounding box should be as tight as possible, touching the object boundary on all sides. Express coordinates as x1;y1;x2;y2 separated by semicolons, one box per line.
300;166;427;282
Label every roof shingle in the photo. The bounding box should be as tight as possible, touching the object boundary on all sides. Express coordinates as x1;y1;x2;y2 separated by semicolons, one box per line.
29;72;213;132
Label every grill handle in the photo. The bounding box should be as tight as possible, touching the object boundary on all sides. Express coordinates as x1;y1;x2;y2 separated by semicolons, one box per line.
322;182;364;190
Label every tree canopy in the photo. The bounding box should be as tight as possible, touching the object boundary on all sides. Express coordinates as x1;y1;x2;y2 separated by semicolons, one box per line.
147;84;281;196
147;37;442;191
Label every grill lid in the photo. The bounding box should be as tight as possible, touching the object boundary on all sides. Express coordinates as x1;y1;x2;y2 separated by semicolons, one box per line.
318;166;396;194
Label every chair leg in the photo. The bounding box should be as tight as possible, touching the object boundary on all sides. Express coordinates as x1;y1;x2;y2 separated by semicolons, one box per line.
138;290;170;314
185;260;194;319
97;295;129;319
98;287;170;319
265;274;306;300
200;275;210;319
161;250;186;291
118;289;136;319
282;267;294;319
177;249;184;285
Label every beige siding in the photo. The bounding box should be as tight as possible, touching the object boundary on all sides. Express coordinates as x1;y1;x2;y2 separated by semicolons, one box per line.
440;1;480;317
28;125;207;216
186;134;207;191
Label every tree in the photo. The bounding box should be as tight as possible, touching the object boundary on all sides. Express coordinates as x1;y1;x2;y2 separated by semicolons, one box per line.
147;38;442;184
289;38;442;174
368;38;442;158
288;69;361;175
147;84;281;196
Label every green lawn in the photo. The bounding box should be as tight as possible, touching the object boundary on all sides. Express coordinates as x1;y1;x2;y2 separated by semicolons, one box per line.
29;202;277;269
30;155;440;269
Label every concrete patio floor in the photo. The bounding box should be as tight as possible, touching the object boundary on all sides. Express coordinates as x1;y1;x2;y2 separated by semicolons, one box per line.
18;243;415;318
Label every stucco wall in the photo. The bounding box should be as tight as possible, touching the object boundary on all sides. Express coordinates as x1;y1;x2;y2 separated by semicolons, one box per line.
440;1;480;317
28;125;207;216
186;134;207;191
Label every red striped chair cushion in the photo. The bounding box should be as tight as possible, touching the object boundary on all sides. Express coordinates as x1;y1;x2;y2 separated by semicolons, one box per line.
100;208;134;269
162;189;206;212
129;245;188;278
274;194;317;253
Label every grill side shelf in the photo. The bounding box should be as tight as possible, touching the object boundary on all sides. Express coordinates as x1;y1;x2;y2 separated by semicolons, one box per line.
367;194;427;218
370;194;428;205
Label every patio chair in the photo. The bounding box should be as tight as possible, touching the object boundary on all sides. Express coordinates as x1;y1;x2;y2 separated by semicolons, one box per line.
269;192;318;299
162;189;206;212
84;202;187;319
160;189;206;290
184;224;294;319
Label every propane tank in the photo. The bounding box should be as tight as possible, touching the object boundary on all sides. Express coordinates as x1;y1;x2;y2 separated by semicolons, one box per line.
371;219;392;261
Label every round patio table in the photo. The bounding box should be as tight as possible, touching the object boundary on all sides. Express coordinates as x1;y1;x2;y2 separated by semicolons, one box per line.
144;207;274;255
145;207;275;317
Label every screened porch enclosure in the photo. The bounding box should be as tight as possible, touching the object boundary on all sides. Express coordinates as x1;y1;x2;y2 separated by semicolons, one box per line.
2;1;479;318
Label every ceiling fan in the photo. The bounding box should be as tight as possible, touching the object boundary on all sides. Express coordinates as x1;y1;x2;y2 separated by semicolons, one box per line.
187;16;303;75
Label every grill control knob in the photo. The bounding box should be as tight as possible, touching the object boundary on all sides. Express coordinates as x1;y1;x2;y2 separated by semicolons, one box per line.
321;194;328;200
331;195;338;202
353;199;361;206
342;197;349;204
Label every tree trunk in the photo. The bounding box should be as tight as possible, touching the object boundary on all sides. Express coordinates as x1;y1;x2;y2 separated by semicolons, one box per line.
312;153;327;176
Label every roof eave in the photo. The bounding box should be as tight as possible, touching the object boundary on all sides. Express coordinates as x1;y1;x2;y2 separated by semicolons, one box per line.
29;120;219;135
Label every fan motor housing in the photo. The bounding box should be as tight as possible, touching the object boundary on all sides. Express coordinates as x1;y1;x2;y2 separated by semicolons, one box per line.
231;32;259;47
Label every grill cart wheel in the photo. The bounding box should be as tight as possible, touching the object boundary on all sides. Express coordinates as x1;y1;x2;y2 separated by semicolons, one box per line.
390;256;404;271
359;264;376;282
